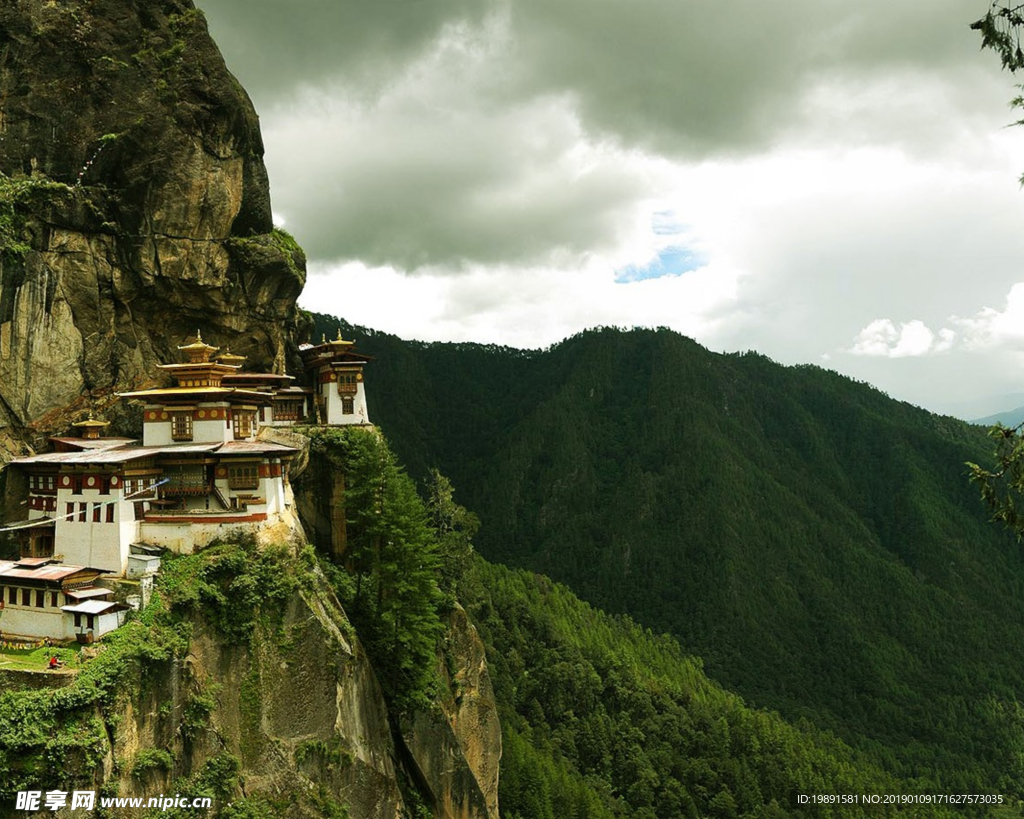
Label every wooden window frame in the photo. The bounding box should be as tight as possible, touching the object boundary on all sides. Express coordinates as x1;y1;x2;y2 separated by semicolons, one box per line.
228;464;260;491
232;412;255;439
171;411;193;442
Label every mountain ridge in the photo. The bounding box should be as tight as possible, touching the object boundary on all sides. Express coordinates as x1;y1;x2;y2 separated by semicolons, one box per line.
311;313;1024;797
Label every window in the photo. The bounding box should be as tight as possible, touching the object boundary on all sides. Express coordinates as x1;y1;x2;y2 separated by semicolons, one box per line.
232;412;254;439
342;396;354;415
165;464;206;495
35;590;44;608
99;477;110;495
21;588;30;606
275;401;301;421
126;477;157;498
106;504;115;523
228;464;259;490
7;587;15;605
78;502;87;522
71;475;82;494
73;613;81;628
171;412;193;441
66;502;75;522
93;503;101;523
50;592;58;608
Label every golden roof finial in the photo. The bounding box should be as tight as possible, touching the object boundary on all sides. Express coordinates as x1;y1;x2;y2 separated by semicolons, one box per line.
329;330;354;349
216;347;247;367
177;330;219;362
73;412;109;438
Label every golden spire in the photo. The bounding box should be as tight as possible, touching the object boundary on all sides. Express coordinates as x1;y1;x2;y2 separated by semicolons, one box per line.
177;330;219;363
330;329;355;350
215;347;247;367
73;412;109;439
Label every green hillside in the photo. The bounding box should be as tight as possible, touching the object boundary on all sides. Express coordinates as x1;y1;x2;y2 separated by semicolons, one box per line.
310;314;1024;797
464;557;977;818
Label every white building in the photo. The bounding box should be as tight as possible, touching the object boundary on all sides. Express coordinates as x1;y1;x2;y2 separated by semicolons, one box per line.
299;332;372;426
3;329;378;643
0;558;126;642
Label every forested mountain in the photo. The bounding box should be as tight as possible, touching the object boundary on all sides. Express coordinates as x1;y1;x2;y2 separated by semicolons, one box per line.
464;557;972;819
311;313;1024;798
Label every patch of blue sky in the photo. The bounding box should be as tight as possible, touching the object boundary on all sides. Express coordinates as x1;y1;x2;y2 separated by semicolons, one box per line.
615;245;706;283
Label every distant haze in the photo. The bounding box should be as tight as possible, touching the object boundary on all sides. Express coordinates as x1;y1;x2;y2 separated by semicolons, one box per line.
202;0;1024;419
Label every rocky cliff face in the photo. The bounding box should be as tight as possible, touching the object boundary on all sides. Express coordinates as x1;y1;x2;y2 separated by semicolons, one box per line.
114;571;410;818
0;4;503;816
0;0;306;455
2;474;501;819
274;427;503;819
401;606;502;819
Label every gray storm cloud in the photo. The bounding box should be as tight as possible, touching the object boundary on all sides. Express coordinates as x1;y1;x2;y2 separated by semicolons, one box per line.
198;0;1024;416
201;0;1002;269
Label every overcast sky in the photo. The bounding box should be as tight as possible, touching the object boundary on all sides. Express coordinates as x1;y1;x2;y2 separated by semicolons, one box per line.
202;0;1024;419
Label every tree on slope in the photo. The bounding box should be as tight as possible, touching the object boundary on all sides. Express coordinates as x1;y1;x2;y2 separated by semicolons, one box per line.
969;4;1024;533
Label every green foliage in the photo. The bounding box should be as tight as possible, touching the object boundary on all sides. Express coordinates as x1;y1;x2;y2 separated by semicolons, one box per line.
271;226;302;256
426;468;479;599
0;535;320;804
158;534;302;640
467;558;967;818
142;752;242;818
972;3;1024;182
0;606;189;797
294;738;352;769
0;173;70;261
972;3;1024;72
271;227;305;279
131;748;174;778
181;685;218;742
312;315;1024;800
224;229;306;282
306;426;445;713
968;422;1024;534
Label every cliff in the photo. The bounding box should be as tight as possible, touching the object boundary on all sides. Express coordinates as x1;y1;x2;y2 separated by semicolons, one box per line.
0;536;500;818
0;2;502;816
0;0;306;455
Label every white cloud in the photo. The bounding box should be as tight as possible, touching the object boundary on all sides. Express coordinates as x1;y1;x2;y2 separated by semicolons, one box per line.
952;282;1024;351
202;0;1024;415
849;319;954;358
300;255;740;351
